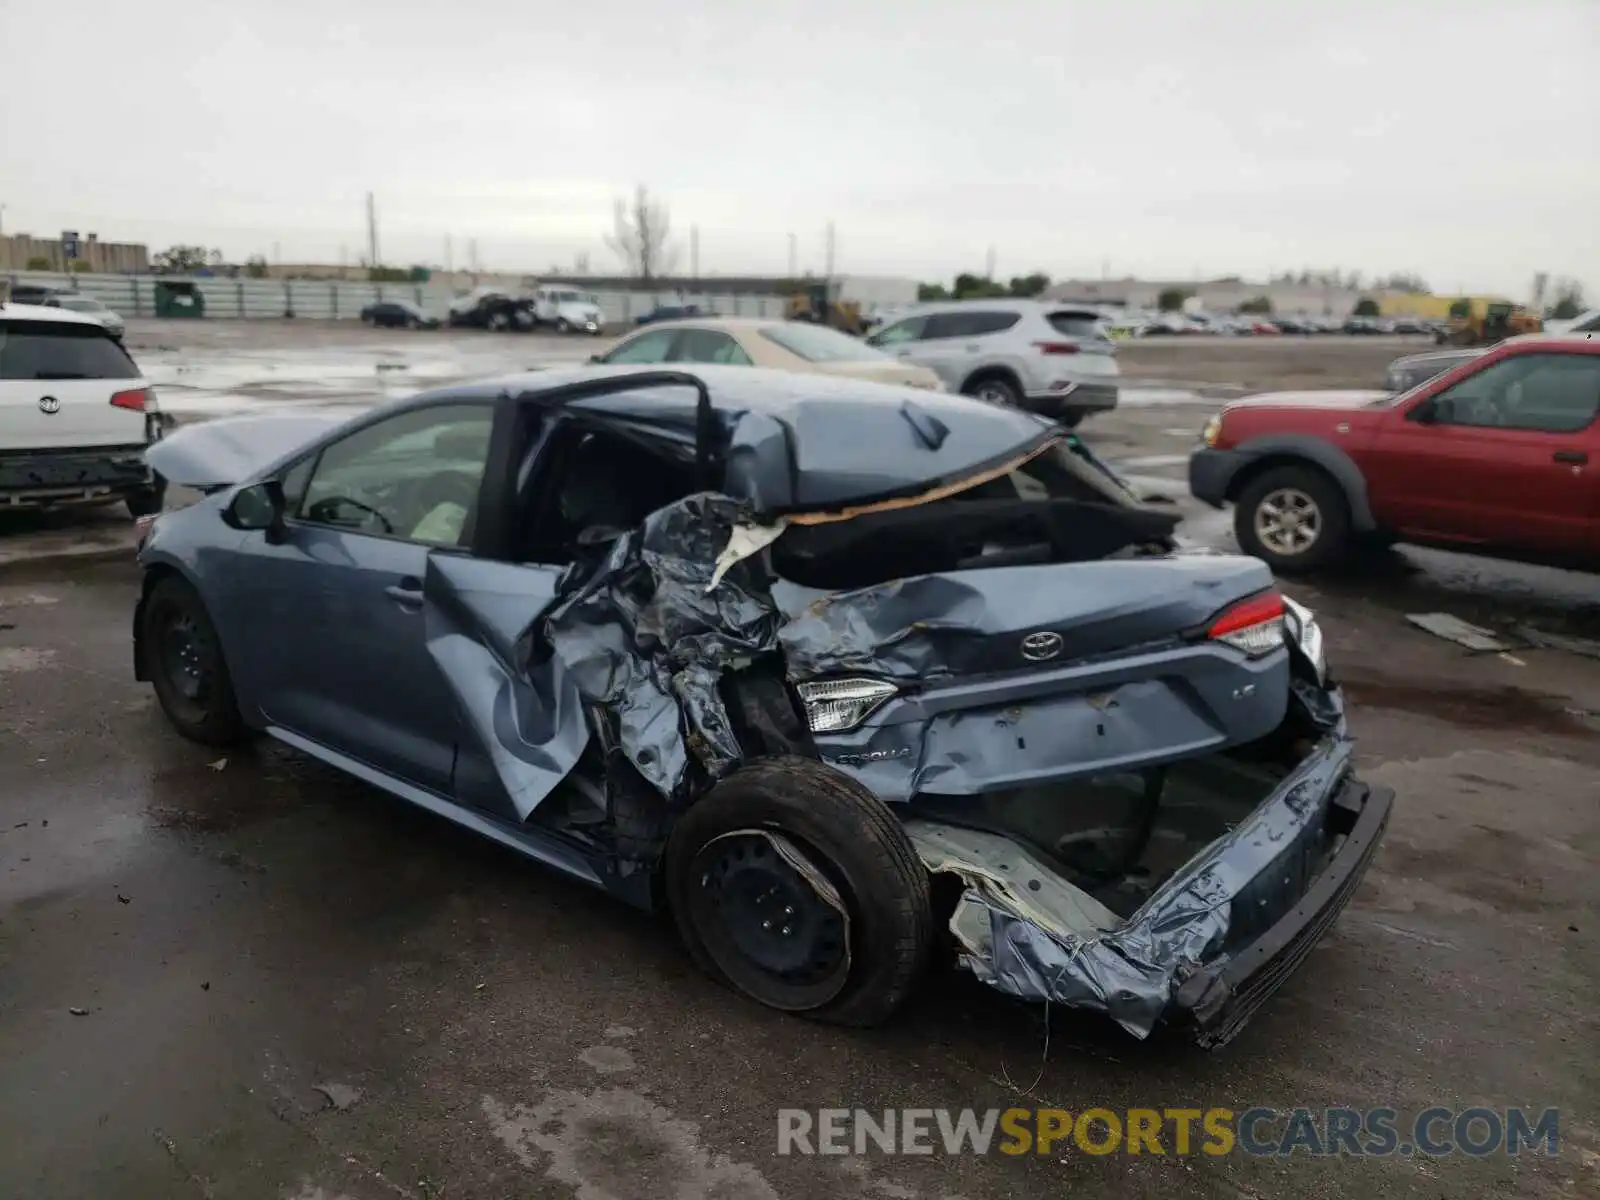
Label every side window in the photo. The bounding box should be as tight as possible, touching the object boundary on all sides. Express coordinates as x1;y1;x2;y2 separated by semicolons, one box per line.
871;316;926;346
922;311;1019;340
296;403;495;546
603;329;679;364
670;329;753;365
1431;354;1600;433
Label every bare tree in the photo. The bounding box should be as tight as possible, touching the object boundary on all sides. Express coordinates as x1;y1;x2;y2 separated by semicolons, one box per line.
605;185;679;281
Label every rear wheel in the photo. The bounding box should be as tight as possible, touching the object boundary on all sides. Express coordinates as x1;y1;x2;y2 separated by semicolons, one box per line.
963;374;1021;407
126;475;166;518
140;575;249;746
665;757;932;1027
1233;464;1352;573
555;317;572;334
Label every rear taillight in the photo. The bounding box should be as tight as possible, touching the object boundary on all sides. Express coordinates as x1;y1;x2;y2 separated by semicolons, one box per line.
1207;591;1286;657
110;388;149;413
1033;341;1080;355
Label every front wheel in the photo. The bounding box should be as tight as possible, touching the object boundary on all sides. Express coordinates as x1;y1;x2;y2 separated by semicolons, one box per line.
140;575;249;746
665;757;933;1027
1233;464;1352;573
555;318;572;334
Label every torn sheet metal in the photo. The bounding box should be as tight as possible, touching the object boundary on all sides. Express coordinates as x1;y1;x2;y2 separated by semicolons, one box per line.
925;732;1355;1038
538;492;783;800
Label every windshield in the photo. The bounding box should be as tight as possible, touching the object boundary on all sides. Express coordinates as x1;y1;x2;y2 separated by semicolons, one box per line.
758;323;891;363
555;290;583;303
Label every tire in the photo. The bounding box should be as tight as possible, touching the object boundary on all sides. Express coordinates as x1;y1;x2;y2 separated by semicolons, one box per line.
665;757;933;1027
488;312;509;332
962;373;1021;407
126;476;166;519
555;318;572;334
139;574;249;747
1232;464;1352;573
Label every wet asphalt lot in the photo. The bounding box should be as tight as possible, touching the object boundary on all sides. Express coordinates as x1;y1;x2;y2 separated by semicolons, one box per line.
1;322;1596;1199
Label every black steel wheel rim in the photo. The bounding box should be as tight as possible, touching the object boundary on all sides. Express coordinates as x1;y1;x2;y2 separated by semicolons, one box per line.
686;832;850;1010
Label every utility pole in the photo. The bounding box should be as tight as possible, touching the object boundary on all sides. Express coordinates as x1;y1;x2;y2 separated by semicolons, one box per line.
469;238;480;276
787;232;797;278
690;225;700;279
272;241;281;264
365;192;379;268
445;234;454;276
984;245;996;280
0;204;7;236
824;221;836;279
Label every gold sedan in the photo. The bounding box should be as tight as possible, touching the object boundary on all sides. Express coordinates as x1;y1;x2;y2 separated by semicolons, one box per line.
593;318;945;390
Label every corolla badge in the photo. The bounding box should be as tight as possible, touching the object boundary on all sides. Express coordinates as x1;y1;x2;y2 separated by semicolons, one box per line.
38;395;61;414
1020;631;1064;661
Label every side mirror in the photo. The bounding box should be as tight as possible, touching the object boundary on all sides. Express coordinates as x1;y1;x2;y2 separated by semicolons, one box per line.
1406;397;1437;424
224;481;286;540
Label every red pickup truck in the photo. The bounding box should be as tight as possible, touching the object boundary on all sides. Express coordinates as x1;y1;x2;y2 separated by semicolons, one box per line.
1188;336;1600;572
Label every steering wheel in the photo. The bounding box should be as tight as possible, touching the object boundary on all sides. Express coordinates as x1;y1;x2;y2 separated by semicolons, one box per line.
307;495;395;533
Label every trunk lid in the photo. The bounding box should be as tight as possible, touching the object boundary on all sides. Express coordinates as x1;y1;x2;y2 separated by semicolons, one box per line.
778;554;1289;801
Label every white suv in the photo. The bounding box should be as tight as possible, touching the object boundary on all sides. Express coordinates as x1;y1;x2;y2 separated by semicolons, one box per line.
0;301;164;516
865;300;1120;426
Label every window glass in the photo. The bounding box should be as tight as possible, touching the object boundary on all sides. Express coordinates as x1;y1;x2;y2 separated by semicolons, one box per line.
671;328;753;365
758;322;889;362
923;310;1021;339
0;322;140;379
296;403;495;545
602;329;679;363
1431;354;1600;433
1045;310;1102;339
869;316;926;346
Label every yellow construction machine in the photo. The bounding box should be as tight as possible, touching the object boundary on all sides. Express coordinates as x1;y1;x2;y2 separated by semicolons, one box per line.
786;281;869;335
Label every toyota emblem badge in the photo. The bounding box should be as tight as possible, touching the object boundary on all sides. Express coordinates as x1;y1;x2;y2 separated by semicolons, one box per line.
38;395;61;415
1020;631;1063;662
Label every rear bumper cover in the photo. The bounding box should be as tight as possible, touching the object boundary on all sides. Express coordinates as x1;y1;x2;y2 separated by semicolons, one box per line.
1188;446;1246;507
0;446;153;505
1022;381;1119;418
929;723;1392;1044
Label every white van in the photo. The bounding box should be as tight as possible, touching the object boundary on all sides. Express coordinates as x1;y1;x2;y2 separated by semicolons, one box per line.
0;301;163;516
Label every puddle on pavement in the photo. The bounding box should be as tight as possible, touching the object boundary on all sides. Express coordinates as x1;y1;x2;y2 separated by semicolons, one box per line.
148;743;342;833
1341;677;1592;734
482;1089;781;1200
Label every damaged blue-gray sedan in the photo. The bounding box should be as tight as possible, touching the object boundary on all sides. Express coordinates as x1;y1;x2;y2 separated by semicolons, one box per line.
134;364;1392;1045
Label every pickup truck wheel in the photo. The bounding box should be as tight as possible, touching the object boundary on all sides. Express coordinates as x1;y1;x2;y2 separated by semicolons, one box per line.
140;575;248;747
555;317;572;334
1233;465;1351;572
665;757;932;1027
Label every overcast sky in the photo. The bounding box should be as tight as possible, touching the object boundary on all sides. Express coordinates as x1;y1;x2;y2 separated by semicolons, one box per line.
3;0;1595;295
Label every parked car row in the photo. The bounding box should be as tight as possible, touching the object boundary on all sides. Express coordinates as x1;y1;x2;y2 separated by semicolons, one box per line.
1;283;126;338
1106;311;1444;338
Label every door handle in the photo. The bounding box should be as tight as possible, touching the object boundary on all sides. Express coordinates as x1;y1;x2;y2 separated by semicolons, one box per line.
384;576;424;608
1552;450;1588;465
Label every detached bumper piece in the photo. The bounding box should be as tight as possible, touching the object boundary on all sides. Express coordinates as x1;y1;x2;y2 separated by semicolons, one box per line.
1174;776;1394;1049
0;447;153;502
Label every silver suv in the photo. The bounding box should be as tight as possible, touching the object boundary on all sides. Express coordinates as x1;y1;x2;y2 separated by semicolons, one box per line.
865;300;1119;426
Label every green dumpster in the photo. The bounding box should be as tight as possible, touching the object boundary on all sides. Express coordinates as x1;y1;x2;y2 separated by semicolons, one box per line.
153;279;205;318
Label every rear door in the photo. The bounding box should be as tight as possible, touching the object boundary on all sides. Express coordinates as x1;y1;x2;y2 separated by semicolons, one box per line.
666;327;754;365
1366;350;1600;553
0;318;147;449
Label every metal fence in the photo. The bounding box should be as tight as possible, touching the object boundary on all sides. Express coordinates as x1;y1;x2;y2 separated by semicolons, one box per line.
3;271;793;324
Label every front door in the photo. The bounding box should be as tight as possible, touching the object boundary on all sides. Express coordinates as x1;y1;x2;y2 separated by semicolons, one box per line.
225;401;497;794
1365;351;1600;553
